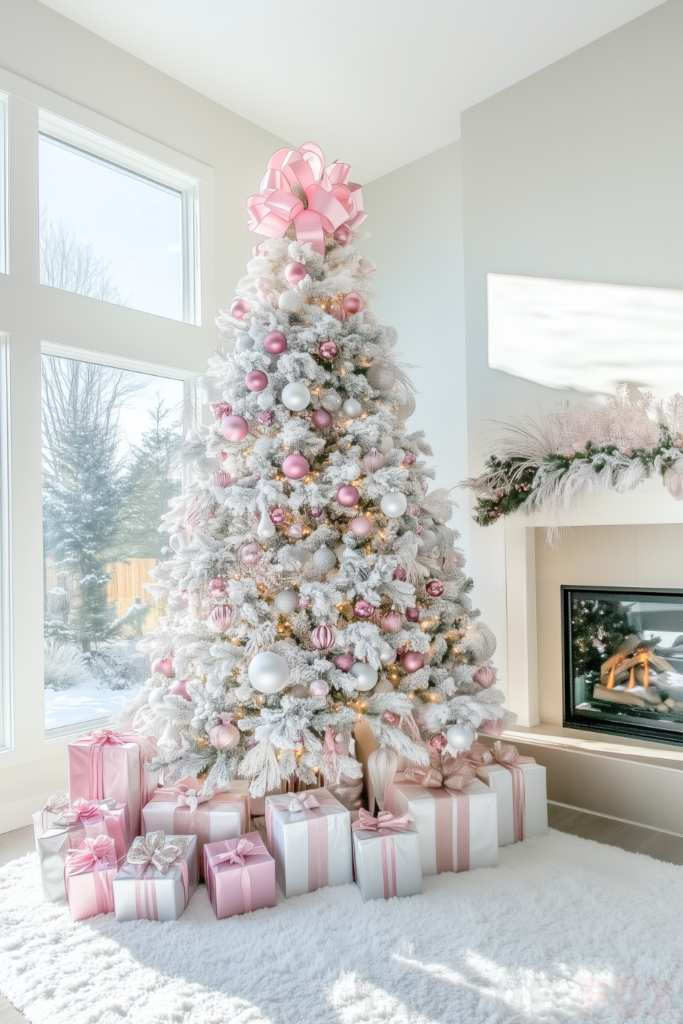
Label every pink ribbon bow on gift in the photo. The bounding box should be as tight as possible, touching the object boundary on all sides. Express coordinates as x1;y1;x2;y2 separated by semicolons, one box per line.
352;809;414;835
404;751;476;792
53;797;115;828
174;786;211;813
284;792;321;813
127;831;190;920
247;142;367;255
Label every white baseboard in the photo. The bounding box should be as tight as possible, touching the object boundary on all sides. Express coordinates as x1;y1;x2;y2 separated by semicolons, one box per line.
0;791;55;834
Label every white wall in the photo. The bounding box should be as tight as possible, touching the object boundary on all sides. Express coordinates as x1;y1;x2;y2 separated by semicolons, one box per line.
459;0;683;695
362;143;470;554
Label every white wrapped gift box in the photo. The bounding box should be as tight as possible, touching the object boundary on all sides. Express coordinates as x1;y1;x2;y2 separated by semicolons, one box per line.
352;811;422;901
474;760;548;846
113;834;198;921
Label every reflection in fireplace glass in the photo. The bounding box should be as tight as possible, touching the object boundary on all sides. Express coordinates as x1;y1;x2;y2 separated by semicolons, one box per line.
562;587;683;745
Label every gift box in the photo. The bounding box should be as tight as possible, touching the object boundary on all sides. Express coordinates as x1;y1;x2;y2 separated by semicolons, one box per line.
36;797;129;902
31;792;70;849
68;728;159;835
142;782;250;877
468;741;548;845
352;809;422;901
64;835;117;921
113;832;198;921
204;832;276;919
386;759;498;876
265;789;353;898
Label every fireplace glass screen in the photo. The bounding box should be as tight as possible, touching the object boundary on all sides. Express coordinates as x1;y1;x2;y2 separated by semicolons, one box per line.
562;586;683;745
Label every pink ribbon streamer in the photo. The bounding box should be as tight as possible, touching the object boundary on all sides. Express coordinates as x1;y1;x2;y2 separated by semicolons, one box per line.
209;838;261;914
64;835;116;915
467;741;535;842
247;142;367;255
265;791;337;892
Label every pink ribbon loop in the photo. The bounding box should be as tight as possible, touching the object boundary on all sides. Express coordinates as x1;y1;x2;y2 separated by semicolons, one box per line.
209;839;260;913
247;142;367;255
353;808;415;835
404;752;476;792
65;836;116;915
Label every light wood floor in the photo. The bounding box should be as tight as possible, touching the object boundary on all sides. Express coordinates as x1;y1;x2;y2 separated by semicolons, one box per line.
1;808;682;1023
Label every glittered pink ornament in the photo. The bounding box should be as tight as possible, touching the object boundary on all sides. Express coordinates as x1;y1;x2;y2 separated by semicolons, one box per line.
310;679;330;696
402;452;417;467
312;409;333;429
240;542;262;565
318;341;339;360
151;658;173;677
311;625;335;650
270;508;287;524
337;484;359;506
282;453;309;479
354;600;375;619
170;679;191;700
221;415;249;442
209;714;240;750
473;666;497;689
407;504;420;517
401;651;424;673
405;607;420;622
207;578;227;599
382;711;399;725
210;402;232;420
393;567;407;581
284;262;307;285
209;471;231;488
481;718;504;736
342;292;363;314
349;516;372;538
362;450;385;473
288;523;304;538
231;299;251;320
333;224;353;245
426;580;444;597
310;507;322;518
429;732;448;752
258;410;274;426
334;654;354;672
264;330;288;353
381;611;402;633
245;369;268;392
330;303;345;320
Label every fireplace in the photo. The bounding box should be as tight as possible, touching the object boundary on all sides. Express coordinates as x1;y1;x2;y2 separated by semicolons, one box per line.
562;585;683;745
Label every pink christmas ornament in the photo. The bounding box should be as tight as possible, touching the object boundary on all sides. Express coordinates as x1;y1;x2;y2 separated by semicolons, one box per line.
481;718;504;737
354;600;375;619
312;409;333;429
245;369;268;392
221;415;249;442
208;605;233;631
405;607;420;622
240;542;262;566
310;507;322;517
258;410;274;426
221;451;227;459
392;567;407;581
382;711;399;725
334;654;354;672
209;714;240;750
333;224;353;245
362;450;385;473
349;516;372;538
311;625;335;651
380;611;402;633
170;679;191;700
209;471;231;488
288;523;304;538
402;452;417;467
330;303;345;320
429;732;448;752
415;525;423;535
207;578;227;599
318;340;339;360
270;508;287;524
231;299;251;320
151;658;173;677
401;651;424;673
337;484;359;506
426;580;444;597
310;679;330;696
210;402;232;420
264;330;288;353
407;504;420;517
299;596;313;609
282;453;309;479
473;666;497;689
342;292;364;314
284;262;307;285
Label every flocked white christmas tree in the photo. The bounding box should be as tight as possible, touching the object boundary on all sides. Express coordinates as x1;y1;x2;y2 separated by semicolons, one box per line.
118;142;514;799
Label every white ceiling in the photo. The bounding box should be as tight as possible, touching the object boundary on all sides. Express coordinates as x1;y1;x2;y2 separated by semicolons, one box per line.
41;0;665;182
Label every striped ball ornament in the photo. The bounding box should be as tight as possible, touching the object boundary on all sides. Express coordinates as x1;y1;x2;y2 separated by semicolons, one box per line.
311;625;335;651
207;605;233;631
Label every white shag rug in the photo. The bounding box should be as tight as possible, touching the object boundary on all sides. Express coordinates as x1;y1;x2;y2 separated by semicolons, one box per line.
0;829;680;1024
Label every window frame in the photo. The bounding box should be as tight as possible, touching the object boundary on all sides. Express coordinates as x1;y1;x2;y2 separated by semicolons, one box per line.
0;92;8;275
0;334;12;752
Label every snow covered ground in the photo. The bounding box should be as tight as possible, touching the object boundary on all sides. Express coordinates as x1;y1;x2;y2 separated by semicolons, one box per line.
44;680;141;731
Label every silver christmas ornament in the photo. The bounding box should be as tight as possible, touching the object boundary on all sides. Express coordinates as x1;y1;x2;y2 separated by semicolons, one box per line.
379;647;397;665
367;363;397;390
420;529;438;551
235;334;254;352
312;546;336;573
350;662;378;691
321;390;342;413
342;398;362;418
274;590;299;615
378;435;393;454
381;491;408;518
282;381;311;411
359;256;376;274
278;290;302;312
446;723;475;751
248;651;290;693
257;392;274;410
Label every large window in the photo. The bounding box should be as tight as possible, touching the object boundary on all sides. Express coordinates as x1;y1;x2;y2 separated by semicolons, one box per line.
41;353;185;733
38;113;199;323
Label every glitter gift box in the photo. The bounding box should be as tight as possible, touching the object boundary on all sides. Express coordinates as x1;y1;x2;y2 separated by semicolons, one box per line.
204;832;276;919
113;832;198;922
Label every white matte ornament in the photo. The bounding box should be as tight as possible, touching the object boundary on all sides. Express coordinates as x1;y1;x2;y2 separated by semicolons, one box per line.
420;530;438;551
257;392;274;410
381;491;408;518
312;547;336;573
321;390;342;413
257;511;276;540
446;723;475;751
379;647;397;665
282;382;311;411
342;398;362;418
159;721;181;748
378;435;393;455
274;590;299;615
279;290;302;312
148;686;166;710
359;256;376;274
351;662;378;691
248;651;289;693
235;334;254;352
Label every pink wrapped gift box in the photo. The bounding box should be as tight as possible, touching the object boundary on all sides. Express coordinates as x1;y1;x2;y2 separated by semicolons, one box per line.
113;832;198;921
468;741;548;846
142;782;249;878
352;809;423;901
68;728;159;835
64;835;117;921
204;833;276;919
265;788;353;898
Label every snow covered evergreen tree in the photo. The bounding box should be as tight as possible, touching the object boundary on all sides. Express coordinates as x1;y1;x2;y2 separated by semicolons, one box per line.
119;142;514;796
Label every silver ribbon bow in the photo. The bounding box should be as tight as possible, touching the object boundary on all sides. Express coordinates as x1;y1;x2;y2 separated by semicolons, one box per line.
43;792;70;814
126;831;189;874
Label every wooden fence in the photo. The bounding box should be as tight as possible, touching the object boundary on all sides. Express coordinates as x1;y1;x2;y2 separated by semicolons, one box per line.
44;558;164;632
